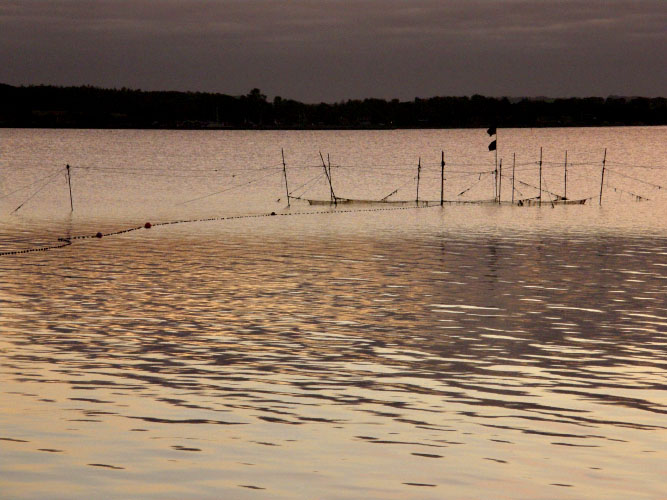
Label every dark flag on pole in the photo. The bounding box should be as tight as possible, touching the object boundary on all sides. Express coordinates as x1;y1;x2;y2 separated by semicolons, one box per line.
487;126;497;136
488;140;497;151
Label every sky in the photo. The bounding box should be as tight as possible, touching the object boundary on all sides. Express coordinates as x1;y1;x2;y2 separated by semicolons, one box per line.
0;0;665;102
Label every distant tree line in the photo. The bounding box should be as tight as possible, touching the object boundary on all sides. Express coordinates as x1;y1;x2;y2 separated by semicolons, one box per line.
0;83;665;129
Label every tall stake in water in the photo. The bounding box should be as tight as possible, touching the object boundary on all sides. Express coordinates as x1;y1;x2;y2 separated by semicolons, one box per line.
599;148;607;206
327;153;337;205
487;126;498;201
66;164;73;211
498;159;502;204
327;153;332;184
539;147;543;207
281;149;290;207
493;149;498;202
416;157;421;204
319;151;336;204
564;150;568;201
494;131;499;201
512;153;516;205
440;151;445;206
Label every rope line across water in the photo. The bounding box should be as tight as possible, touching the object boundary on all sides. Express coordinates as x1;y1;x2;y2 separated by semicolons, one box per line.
0;204;439;257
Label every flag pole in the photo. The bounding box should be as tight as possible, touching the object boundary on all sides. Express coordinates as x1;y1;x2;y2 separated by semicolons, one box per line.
487;126;498;201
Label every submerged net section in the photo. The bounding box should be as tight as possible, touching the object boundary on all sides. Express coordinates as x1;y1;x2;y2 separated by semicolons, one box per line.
289;152;665;207
2;147;666;256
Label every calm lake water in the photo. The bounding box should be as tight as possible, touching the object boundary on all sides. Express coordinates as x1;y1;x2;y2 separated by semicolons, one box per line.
1;127;666;499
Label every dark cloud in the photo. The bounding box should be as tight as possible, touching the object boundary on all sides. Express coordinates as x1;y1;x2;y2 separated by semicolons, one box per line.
1;0;664;101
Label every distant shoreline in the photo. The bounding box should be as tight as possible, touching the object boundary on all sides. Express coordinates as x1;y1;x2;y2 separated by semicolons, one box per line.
2;84;665;130
3;124;666;131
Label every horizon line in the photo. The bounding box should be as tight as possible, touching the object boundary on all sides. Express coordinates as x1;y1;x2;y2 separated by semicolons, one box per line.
2;82;664;104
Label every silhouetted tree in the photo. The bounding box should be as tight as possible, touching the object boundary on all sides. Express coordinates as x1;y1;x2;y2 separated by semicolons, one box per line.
0;83;664;129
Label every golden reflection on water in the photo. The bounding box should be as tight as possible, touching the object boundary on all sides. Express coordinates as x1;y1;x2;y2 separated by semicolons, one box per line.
1;213;666;499
1;127;666;498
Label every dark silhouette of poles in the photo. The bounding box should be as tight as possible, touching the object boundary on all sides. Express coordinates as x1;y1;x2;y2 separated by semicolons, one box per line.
512;153;516;205
319;151;336;204
487;126;498;200
66;164;73;211
327;153;337;205
440;151;445;206
599;148;607;206
494;132;498;201
563;150;568;200
498;159;502;203
416;157;421;204
281;149;290;207
538;147;543;206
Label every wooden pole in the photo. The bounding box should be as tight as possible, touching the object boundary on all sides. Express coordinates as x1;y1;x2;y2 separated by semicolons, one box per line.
440;151;445;206
512;153;516;205
319;151;329;202
327;153;332;182
66;164;73;211
319;151;336;204
498;159;502;204
327;153;337;205
538;147;543;207
564;150;568;201
281;149;290;207
494;133;498;202
417;158;421;203
599;148;607;206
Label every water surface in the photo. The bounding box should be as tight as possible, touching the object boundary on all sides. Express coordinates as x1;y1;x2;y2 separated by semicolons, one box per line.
1;128;666;499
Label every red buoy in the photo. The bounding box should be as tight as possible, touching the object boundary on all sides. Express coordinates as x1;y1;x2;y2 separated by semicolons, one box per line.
144;222;152;229
95;232;103;238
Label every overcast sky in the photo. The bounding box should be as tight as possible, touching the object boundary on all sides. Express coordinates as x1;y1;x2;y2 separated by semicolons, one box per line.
1;0;665;101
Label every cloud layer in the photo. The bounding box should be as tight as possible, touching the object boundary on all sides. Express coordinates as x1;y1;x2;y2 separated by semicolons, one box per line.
1;0;665;100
